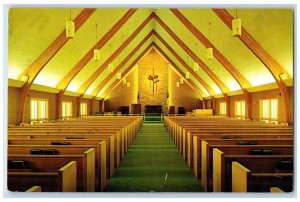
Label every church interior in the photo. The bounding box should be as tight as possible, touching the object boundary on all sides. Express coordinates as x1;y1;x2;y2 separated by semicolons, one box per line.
5;7;294;194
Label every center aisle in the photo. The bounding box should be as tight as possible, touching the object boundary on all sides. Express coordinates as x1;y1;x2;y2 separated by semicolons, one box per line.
104;123;203;192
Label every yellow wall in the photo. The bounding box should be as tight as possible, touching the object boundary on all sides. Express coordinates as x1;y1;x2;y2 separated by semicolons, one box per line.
105;66;139;112
168;66;201;114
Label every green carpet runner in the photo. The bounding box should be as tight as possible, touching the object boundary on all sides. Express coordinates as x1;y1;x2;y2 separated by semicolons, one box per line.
104;123;203;192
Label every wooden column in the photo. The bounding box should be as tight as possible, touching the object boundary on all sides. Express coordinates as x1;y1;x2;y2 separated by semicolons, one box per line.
55;90;64;120
242;89;252;120
77;94;83;117
212;97;217;116
91;97;96;115
99;99;104;113
224;93;230;117
202;98;207;109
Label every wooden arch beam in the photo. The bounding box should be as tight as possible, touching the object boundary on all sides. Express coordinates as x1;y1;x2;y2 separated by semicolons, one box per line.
153;43;204;99
170;9;251;89
56;9;137;90
153;31;215;96
99;43;154;99
91;30;154;97
170;8;253;120
17;8;96;124
213;8;291;123
78;12;154;94
153;13;230;94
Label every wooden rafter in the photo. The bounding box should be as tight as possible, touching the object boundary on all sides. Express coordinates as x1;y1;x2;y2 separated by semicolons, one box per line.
154;31;215;96
153;13;230;93
56;9;137;90
91;30;154;96
153;43;204;99
170;9;251;89
78;12;154;94
100;43;154;99
213;8;291;123
17;8;96;124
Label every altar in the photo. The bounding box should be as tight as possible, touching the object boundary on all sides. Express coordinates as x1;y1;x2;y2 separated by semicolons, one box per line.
144;105;162;114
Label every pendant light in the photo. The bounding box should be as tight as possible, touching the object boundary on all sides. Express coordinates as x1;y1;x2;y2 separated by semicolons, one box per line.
194;43;199;72
66;8;75;39
180;77;184;84
93;24;100;61
123;77;127;85
108;44;114;73
232;9;242;37
207;22;213;60
127;82;131;88
186;72;190;79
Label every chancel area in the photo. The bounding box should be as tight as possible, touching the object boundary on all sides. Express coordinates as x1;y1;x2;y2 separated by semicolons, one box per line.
6;7;294;193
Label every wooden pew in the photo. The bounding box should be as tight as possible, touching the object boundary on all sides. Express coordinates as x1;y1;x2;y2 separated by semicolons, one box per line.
8;143;107;191
8;161;76;192
187;133;292;169
232;161;293;192
192;138;293;178
201;141;293;192
270;187;285;193
8;148;95;192
213;148;293;192
8;138;114;179
26;186;42;192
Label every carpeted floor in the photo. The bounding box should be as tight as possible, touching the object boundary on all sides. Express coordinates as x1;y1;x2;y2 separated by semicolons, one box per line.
104;123;203;192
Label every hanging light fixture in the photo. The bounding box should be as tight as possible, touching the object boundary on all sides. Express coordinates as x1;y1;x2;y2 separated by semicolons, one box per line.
127;82;131;88
180;77;184;84
194;43;199;72
123;77;127;85
232;9;242;37
108;44;114;73
93;24;100;61
176;82;180;87
207;22;213;60
117;73;122;80
66;8;75;39
185;72;190;79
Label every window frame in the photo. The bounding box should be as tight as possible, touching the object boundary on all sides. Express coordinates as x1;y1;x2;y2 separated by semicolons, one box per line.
30;98;48;122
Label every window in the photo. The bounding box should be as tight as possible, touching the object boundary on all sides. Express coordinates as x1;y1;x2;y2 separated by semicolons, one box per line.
235;100;245;118
219;102;226;116
80;102;87;117
260;99;278;122
31;98;48;121
62;101;72;118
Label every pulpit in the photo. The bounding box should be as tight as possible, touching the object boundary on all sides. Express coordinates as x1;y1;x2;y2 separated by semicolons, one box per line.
145;105;162;114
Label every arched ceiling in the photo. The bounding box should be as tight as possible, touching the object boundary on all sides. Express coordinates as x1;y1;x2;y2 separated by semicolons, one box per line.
8;7;293;99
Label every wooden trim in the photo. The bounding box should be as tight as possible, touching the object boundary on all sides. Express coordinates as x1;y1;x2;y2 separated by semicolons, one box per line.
56;9;137;90
213;8;291;123
170;9;251;89
154;31;215;96
78;12;154;94
153;43;204;99
153;13;230;93
99;43;154;99
91;30;154;96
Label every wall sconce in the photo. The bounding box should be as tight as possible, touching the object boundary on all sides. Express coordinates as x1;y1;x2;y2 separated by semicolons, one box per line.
180;77;184;84
176;82;180;87
122;77;127;85
127;82;130;88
